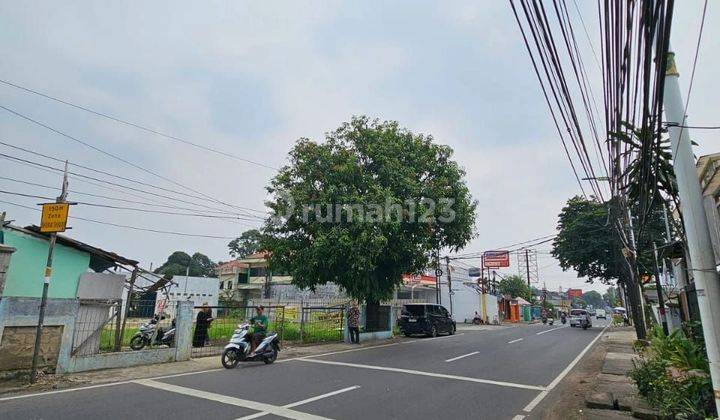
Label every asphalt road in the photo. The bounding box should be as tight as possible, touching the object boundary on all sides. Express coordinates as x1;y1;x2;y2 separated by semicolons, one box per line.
0;319;608;420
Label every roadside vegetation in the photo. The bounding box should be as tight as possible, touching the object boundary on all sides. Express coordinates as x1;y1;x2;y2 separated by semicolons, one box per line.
630;325;714;419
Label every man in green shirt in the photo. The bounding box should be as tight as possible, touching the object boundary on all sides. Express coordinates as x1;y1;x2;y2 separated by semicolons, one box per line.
249;305;268;356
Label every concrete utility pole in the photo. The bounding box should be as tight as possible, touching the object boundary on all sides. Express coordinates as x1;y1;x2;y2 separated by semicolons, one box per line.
664;48;720;413
31;162;69;383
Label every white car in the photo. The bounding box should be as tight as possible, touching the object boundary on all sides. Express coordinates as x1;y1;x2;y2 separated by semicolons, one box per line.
595;309;607;319
569;309;592;328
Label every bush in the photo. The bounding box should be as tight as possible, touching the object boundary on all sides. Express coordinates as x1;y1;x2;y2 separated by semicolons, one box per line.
629;325;715;419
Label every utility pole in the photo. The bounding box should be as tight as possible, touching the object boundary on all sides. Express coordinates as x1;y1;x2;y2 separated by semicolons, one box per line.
31;162;69;383
445;256;453;316
626;207;647;336
434;250;441;305
664;48;720;413
652;243;669;336
119;267;139;351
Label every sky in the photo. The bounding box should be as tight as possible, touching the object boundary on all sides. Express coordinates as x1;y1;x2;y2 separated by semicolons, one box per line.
0;1;717;294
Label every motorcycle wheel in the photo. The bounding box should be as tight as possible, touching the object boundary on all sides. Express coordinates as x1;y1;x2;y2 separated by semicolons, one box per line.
129;335;146;350
221;348;241;369
263;347;278;365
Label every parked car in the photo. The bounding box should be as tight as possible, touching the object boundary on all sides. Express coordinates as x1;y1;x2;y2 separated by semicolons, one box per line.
569;309;592;328
398;303;456;337
595;309;607;319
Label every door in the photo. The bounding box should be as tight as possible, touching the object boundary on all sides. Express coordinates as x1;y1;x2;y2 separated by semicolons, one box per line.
439;306;452;333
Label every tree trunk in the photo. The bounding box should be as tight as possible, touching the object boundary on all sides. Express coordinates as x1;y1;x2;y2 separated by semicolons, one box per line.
624;266;647;340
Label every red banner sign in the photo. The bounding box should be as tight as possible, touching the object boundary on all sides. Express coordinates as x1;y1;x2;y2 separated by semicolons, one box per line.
483;250;510;268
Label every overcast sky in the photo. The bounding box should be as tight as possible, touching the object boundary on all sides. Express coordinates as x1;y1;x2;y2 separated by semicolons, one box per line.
1;1;717;294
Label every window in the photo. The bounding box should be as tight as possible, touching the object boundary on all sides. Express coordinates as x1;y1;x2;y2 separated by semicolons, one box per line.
227;281;233;290
219;281;224;290
402;305;426;316
249;267;267;277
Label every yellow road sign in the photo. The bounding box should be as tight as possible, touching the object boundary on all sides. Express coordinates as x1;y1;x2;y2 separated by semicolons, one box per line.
40;203;69;233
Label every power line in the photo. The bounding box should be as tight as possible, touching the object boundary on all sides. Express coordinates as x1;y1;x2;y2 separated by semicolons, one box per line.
0;140;267;216
0;199;237;239
0;104;258;214
0;152;265;221
0;174;255;217
0;189;262;226
0;78;279;171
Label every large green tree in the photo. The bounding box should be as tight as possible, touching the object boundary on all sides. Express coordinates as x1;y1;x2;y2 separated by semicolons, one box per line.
154;251;217;277
581;290;604;308
261;116;477;303
497;275;532;301
228;229;264;259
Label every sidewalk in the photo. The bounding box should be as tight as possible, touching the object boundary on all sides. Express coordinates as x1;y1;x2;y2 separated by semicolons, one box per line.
582;329;659;419
0;336;407;398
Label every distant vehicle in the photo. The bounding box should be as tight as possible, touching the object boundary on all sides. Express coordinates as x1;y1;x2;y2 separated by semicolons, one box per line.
398;303;456;337
595;309;607;319
569;309;592;328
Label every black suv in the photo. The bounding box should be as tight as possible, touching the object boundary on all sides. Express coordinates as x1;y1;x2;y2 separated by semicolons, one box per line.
398;304;456;337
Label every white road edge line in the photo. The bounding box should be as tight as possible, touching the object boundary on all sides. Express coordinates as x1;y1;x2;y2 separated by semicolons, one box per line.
236;386;361;420
536;326;567;335
134;378;331;420
445;351;479;362
508;338;524;344
512;415;526;420
522;324;609;413
299;358;545;391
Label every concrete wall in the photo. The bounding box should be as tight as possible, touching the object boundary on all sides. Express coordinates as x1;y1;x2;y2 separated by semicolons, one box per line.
1;228;90;298
0;296;79;373
77;272;125;299
0;298;195;374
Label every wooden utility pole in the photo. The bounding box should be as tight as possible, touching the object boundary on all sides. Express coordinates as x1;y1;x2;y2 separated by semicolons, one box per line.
118;267;139;351
31;161;69;383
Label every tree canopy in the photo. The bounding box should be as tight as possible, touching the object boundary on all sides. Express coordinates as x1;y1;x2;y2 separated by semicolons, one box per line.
228;229;264;259
154;251;217;277
581;290;604;308
497;275;532;301
261;116;477;302
551;196;668;284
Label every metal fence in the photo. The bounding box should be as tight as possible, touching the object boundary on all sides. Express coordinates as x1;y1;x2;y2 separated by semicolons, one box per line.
72;299;176;355
190;305;286;358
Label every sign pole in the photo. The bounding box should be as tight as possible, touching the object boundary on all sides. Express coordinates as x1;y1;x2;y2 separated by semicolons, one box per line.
30;161;69;383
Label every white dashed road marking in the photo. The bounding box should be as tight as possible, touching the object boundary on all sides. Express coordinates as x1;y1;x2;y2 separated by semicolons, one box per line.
508;338;524;344
536;326;567;335
445;351;479;362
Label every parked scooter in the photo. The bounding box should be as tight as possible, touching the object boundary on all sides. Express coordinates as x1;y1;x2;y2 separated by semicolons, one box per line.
221;323;280;369
130;315;175;350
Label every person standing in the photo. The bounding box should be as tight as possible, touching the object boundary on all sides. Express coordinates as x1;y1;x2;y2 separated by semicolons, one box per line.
347;302;360;344
192;303;213;347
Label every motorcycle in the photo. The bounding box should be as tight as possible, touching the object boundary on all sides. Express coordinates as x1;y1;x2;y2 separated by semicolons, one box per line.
221;323;280;369
547;317;554;325
580;317;590;330
541;316;548;324
130;315;175;350
560;315;567;325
